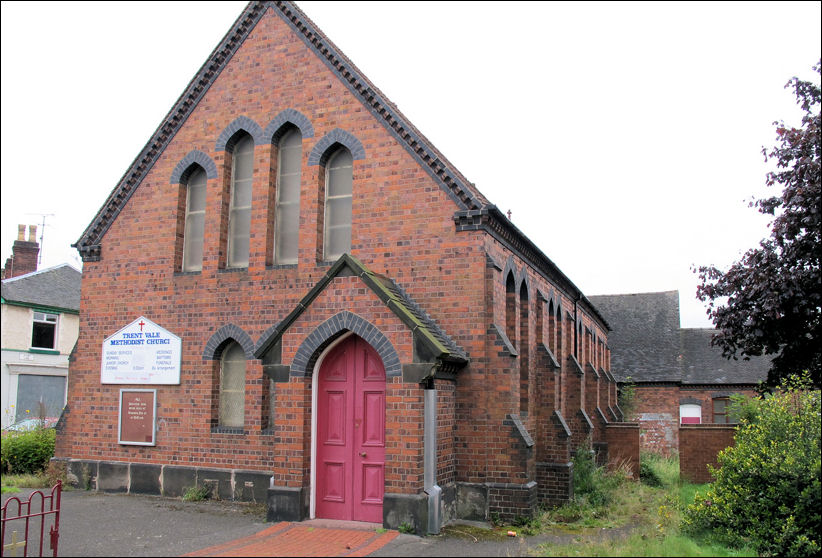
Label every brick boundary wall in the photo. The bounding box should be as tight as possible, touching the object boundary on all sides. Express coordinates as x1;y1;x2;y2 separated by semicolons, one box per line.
679;424;737;484
605;423;640;479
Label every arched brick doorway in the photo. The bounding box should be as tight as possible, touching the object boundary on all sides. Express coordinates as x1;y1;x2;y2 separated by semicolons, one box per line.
315;334;386;522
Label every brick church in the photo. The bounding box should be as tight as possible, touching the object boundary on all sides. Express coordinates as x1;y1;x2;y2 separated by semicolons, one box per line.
54;1;627;533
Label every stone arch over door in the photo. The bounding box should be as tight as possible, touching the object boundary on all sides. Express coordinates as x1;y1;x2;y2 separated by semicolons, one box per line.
291;311;401;378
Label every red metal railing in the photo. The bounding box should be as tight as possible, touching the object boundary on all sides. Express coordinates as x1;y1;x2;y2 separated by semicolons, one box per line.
1;481;61;557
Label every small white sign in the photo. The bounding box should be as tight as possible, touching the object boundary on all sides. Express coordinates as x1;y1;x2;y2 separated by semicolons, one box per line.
101;316;181;384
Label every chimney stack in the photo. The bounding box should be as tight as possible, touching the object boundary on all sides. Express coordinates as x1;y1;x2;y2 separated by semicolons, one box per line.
2;224;40;279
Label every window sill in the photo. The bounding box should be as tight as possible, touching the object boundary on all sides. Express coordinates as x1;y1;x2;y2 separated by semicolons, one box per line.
218;267;248;274
266;263;298;271
28;348;60;355
174;270;202;277
211;426;245;434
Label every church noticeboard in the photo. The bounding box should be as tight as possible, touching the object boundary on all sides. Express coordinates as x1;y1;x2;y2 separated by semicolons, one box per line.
101;316;181;384
118;389;156;446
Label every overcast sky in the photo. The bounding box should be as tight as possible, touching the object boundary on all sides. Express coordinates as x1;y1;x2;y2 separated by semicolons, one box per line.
2;1;820;328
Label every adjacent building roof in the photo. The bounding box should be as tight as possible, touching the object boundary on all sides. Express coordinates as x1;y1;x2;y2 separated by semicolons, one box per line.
1;264;82;313
588;290;770;385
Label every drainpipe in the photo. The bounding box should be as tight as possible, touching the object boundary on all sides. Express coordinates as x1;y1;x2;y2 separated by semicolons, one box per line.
423;378;441;534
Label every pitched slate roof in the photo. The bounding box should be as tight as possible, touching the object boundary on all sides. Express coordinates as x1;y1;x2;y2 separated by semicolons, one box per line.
1;264;82;313
71;1;609;331
679;328;770;385
254;254;468;365
587;291;682;382
588;291;769;385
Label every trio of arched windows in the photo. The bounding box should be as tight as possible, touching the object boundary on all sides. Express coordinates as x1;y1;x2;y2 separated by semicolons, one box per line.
179;125;354;273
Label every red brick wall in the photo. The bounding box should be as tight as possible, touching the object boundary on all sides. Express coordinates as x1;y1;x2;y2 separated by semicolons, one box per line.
630;385;680;456
680;424;736;483
630;385;757;456
436;380;456;487
605;423;640;479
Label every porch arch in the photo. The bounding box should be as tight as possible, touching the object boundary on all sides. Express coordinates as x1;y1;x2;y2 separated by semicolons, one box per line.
291;311;401;378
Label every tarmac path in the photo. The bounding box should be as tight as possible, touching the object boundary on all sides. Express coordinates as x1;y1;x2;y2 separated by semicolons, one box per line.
1;487;618;556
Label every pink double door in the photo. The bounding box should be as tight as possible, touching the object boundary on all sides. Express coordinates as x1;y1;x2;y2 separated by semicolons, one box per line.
316;336;386;522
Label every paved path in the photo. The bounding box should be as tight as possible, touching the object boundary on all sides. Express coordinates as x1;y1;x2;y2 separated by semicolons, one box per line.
183;522;399;557
1;488;556;556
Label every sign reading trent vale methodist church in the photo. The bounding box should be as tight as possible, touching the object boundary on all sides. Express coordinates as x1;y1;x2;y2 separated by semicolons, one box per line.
101;317;181;384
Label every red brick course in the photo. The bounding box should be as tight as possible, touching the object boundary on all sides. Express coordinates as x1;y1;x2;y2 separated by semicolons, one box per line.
605;423;640;479
679;424;737;483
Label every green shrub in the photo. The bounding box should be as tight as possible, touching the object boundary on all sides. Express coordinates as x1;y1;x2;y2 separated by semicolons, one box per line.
683;374;821;556
1;428;56;475
572;445;622;508
639;451;679;489
640;459;663;487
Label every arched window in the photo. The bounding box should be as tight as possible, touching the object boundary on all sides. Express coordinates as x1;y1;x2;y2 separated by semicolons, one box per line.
182;166;207;272
555;304;563;357
323;147;353;260
274;128;302;264
519;282;530;414
585;329;592;366
547;300;556;354
505;272;516;344
219;341;246;428
227;133;254;268
536;297;545;348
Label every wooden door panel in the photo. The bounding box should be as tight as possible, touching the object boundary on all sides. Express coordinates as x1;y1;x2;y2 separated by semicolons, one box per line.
361;391;385;446
360;463;384;504
320;461;346;503
323;391;346;445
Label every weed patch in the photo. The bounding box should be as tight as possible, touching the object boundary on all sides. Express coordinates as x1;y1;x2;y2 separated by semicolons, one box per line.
182;485;211;502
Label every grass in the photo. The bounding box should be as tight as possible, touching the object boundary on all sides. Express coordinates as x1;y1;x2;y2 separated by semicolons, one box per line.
1;472;54;490
182;485;211;502
523;451;757;557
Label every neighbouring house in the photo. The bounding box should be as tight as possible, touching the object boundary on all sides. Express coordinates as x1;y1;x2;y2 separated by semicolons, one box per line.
588;290;770;455
1;225;82;428
53;1;631;533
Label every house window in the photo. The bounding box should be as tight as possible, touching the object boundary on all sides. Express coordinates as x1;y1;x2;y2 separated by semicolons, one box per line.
31;311;58;350
227;134;254;268
323;147;353;260
680;403;702;424
713;397;737;424
219;342;246;428
274;128;302;264
182;166;207;272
